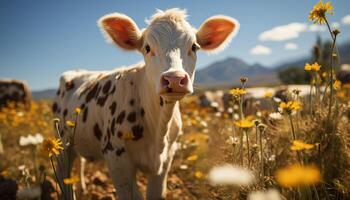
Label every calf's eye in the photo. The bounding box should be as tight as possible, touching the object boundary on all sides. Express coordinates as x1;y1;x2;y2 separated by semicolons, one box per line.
191;43;199;52
145;44;151;54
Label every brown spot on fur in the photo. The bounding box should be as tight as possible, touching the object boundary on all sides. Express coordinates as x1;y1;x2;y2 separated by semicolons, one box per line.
86;83;99;103
140;108;145;117
117;131;123;138
93;124;102;141
97;95;108;106
61;91;65;98
116;111;126;124
102;141;114;154
83;107;88;122
132;125;143;141
52;102;58;113
109;102;117;115
129;99;134;106
56;89;60;96
116;147;125;156
63;109;68;117
127;112;136;123
110;85;116;94
110;118;116;136
102;80;112;94
160;97;164;106
65;81;75;91
130;81;134;85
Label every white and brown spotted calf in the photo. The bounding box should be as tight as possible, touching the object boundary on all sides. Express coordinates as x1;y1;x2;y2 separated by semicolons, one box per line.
0;79;31;109
53;9;239;200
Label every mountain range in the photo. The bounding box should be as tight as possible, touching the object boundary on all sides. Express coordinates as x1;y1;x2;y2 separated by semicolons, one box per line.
195;41;350;87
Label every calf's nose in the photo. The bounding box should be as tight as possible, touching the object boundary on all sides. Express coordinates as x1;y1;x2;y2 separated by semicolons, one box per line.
160;71;191;94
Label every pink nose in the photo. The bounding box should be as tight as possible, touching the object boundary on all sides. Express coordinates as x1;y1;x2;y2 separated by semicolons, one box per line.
160;71;191;94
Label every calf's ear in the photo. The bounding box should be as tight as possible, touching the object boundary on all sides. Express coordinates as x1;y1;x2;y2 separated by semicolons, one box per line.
196;16;239;52
98;13;142;50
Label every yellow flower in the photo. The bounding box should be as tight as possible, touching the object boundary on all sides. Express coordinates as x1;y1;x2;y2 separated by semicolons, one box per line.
121;132;135;140
279;101;303;114
304;62;321;71
66;120;76;127
276;164;321;187
291;140;315;151
187;155;198;161
0;170;9;178
309;0;333;24
333;80;341;90
264;91;273;98
74;108;81;115
234;119;254;129
63;176;80;185
229;88;246;96
195;171;204;179
42;138;64;157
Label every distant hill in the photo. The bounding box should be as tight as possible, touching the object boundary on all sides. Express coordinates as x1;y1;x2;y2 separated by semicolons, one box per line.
275;41;350;70
195;57;279;86
32;89;56;100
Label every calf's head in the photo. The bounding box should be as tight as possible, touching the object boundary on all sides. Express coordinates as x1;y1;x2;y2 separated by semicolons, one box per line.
99;9;239;101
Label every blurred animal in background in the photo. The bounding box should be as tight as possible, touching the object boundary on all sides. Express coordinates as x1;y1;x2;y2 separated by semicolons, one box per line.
0;79;31;109
338;64;350;84
52;8;239;200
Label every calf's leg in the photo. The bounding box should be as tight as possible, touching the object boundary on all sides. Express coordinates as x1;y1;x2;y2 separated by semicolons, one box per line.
105;153;143;200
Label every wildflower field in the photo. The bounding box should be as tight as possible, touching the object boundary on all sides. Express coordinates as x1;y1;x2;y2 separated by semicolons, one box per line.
1;1;350;200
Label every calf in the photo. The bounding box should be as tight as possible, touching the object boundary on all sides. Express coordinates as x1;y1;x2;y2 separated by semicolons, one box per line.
53;9;239;199
0;79;31;109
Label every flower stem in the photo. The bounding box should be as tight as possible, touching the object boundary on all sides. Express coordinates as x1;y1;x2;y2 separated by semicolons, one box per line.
259;128;264;178
245;129;250;168
324;18;337;130
50;157;67;200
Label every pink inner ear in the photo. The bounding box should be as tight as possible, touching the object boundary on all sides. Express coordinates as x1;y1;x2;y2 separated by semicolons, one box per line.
198;19;236;50
103;18;139;50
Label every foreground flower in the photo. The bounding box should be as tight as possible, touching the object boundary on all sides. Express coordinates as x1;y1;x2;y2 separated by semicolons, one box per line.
279;101;302;114
42;138;64;157
63;176;80;185
333;80;342;90
195;171;204;179
269;112;283;120
186;155;198;161
248;189;281;200
309;0;333;24
264;91;273;98
304;62;321;71
19;133;44;146
234;119;254;129
229;88;246;96
208;164;255;186
74;108;81;115
291;140;315;151
275;164;321;187
66;120;76;127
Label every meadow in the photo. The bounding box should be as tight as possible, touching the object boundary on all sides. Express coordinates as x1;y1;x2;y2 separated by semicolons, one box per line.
1;1;350;199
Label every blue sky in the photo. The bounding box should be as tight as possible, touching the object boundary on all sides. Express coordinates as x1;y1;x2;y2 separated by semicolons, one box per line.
1;0;350;90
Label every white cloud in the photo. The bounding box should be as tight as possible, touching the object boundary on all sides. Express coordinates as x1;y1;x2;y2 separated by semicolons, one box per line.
331;22;340;29
341;15;350;25
309;24;326;32
250;45;271;55
285;43;298;50
259;23;307;41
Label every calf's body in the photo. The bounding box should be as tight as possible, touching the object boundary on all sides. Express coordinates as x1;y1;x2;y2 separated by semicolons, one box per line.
53;9;239;199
